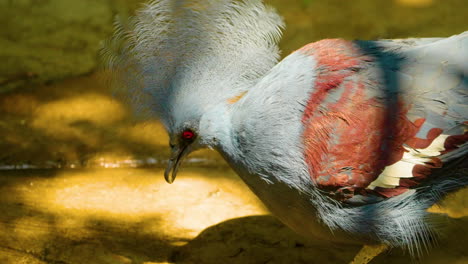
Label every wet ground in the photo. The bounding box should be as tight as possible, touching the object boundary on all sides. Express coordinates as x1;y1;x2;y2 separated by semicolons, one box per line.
0;167;467;264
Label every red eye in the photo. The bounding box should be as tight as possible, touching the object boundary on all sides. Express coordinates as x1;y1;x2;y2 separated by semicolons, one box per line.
182;130;195;140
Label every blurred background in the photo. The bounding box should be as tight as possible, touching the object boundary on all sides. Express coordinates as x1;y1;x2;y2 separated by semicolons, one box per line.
0;0;467;263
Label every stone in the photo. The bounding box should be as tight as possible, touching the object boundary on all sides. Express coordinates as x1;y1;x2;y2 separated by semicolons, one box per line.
0;0;139;92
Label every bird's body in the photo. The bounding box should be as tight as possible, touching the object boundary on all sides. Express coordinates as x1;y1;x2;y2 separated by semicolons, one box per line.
203;36;468;251
104;0;468;259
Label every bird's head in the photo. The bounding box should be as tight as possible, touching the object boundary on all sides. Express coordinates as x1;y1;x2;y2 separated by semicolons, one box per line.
162;95;233;183
103;0;284;183
164;122;199;184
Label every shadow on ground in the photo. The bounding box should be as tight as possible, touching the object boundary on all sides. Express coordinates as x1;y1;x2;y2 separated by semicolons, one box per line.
172;215;468;264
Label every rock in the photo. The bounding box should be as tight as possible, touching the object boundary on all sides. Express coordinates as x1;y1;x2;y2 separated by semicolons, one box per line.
0;0;139;93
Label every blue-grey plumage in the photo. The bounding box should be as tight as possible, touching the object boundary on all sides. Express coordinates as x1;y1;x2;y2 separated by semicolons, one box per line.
103;0;468;260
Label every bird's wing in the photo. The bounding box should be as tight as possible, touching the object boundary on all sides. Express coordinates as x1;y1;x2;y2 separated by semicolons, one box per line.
298;32;467;201
364;33;468;198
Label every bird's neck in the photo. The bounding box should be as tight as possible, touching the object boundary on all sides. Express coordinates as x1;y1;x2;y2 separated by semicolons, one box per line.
200;101;261;180
199;103;238;157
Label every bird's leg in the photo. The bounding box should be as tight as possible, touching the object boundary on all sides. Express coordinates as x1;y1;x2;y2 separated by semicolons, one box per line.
349;244;389;264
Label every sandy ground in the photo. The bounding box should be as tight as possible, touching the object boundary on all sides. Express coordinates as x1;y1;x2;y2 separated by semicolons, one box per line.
0;167;467;264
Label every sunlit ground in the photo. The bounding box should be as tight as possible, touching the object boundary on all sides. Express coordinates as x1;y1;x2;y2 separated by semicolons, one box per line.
0;167;467;263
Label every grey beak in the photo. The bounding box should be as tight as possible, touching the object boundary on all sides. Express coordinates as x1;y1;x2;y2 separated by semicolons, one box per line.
164;145;188;184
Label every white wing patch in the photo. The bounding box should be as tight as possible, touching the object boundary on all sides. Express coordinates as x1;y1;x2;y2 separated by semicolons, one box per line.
367;134;450;190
